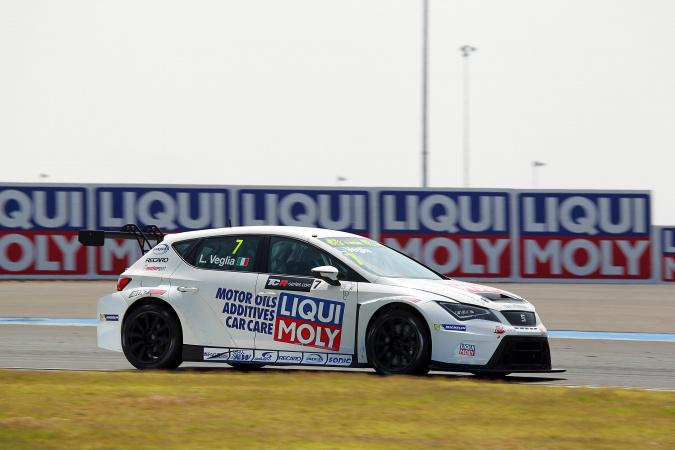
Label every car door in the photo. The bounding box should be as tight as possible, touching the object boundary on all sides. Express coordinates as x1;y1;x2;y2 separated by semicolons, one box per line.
169;234;263;350
253;236;359;365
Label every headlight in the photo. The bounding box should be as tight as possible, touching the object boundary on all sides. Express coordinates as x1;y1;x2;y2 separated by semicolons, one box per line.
439;302;501;322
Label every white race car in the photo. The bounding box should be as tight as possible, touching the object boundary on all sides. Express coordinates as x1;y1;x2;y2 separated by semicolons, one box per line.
80;225;564;376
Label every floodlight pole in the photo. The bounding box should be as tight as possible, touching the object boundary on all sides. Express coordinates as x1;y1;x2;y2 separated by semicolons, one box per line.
422;0;429;188
460;45;476;188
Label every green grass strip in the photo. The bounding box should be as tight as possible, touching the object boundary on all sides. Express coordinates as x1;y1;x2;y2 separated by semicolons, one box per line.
1;369;673;449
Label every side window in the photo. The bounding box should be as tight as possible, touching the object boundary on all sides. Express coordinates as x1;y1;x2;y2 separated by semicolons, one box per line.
190;235;261;272
268;237;350;279
172;239;198;260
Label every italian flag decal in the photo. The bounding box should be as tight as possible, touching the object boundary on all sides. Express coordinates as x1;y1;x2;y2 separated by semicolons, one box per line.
236;257;249;266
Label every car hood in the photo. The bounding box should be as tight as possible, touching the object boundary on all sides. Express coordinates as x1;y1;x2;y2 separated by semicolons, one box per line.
373;278;534;311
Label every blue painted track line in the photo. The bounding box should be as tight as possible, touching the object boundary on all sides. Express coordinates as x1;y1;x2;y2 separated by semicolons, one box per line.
0;318;97;325
0;318;674;341
548;330;675;341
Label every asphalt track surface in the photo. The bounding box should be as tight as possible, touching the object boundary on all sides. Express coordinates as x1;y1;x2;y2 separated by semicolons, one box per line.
1;281;673;390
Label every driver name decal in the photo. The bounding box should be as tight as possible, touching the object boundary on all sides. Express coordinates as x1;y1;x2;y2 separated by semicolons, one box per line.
275;293;344;351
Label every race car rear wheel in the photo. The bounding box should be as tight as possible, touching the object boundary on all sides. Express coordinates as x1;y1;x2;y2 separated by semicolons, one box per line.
122;303;183;370
366;309;431;375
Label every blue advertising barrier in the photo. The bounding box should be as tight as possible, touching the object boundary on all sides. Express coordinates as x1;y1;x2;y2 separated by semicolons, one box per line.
0;183;665;282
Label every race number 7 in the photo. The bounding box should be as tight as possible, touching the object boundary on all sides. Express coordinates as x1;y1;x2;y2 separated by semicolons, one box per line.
233;239;243;254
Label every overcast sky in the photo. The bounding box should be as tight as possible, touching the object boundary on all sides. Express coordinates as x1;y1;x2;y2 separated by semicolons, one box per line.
1;1;674;225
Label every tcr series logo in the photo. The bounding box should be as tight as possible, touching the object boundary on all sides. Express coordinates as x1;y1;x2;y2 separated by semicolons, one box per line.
265;276;314;292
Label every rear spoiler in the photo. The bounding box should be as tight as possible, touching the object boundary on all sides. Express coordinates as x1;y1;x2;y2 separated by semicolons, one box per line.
78;224;165;255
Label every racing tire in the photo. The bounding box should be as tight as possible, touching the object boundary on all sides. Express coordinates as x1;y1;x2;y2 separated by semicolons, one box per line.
122;303;183;370
366;309;431;375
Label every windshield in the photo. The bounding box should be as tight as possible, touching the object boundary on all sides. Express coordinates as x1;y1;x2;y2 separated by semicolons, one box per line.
320;237;442;279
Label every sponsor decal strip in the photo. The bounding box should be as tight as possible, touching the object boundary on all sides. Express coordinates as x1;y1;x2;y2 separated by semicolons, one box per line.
202;348;353;365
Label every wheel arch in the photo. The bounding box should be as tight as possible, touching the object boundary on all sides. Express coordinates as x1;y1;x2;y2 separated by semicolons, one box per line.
356;299;433;365
121;297;185;369
123;296;180;326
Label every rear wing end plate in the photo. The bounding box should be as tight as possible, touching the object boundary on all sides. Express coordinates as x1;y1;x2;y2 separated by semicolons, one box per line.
78;224;164;255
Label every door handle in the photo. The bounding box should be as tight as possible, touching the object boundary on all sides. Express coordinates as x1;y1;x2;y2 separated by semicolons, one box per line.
257;291;279;296
177;286;199;293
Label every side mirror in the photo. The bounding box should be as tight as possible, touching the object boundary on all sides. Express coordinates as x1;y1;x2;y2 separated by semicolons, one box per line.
311;265;341;286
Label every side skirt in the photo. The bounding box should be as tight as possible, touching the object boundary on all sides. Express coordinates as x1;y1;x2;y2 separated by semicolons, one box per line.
183;344;365;368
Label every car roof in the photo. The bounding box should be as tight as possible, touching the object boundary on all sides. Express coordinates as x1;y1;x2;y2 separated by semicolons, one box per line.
161;226;361;243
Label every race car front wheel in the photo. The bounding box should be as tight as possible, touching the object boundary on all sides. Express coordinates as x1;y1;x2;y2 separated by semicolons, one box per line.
366;309;431;375
122;303;183;370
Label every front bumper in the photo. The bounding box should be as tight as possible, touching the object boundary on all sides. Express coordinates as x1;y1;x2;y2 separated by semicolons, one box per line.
430;336;566;374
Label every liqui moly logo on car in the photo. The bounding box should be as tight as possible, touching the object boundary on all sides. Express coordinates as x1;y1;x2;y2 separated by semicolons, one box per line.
379;191;511;278
274;293;344;351
458;343;475;356
237;189;369;233
94;187;229;231
518;192;651;279
661;227;675;282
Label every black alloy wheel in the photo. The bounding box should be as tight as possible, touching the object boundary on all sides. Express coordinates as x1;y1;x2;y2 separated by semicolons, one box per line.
366;309;431;375
122;303;183;370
